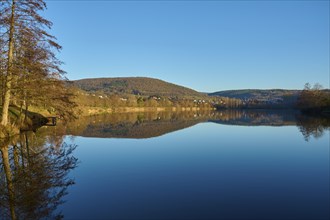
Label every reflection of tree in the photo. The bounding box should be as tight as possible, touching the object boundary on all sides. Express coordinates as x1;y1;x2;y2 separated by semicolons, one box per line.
209;110;329;141
0;132;77;220
0;138;16;220
296;114;330;142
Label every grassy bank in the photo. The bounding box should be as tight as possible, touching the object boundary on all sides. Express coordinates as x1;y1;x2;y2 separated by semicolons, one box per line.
0;106;48;138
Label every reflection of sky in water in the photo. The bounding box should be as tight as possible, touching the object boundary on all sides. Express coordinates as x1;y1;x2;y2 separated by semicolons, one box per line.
63;123;329;220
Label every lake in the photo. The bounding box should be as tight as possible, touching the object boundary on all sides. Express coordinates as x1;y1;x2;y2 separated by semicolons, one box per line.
1;110;329;220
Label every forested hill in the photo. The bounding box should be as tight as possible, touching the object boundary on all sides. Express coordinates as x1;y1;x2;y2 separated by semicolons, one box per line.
209;89;301;101
70;77;205;98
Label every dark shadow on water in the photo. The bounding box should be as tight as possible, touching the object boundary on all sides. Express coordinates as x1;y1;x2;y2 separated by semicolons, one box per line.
0;131;78;220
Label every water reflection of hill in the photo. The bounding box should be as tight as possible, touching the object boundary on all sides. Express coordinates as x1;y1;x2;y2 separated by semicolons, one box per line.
63;111;210;139
48;110;329;140
211;110;329;140
209;109;298;126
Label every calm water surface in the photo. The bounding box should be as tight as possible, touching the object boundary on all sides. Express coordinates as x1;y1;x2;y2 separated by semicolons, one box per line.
1;110;329;219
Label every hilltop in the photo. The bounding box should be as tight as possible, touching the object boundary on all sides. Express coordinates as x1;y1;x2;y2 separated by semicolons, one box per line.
70;77;205;99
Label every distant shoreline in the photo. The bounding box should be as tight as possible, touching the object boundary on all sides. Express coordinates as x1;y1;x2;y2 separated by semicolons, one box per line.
81;106;216;116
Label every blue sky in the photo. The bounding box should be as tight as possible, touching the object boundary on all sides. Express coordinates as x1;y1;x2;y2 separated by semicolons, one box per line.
45;0;329;92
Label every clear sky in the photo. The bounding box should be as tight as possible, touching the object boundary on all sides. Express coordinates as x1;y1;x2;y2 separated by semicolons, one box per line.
45;0;329;92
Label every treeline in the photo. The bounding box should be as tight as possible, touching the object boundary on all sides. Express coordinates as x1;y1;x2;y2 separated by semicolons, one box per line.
212;83;330;111
73;89;214;110
71;87;257;112
211;96;244;108
296;83;330;113
213;96;287;109
0;0;75;130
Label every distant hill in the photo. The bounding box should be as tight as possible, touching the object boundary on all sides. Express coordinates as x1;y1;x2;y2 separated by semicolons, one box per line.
209;89;301;100
70;77;205;98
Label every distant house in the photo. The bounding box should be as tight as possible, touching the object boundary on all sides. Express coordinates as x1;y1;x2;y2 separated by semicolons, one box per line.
149;96;161;100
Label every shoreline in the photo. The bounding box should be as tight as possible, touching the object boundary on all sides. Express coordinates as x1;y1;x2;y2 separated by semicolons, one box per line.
82;106;216;116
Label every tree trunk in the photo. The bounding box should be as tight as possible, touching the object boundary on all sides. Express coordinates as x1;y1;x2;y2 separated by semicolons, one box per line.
1;0;16;126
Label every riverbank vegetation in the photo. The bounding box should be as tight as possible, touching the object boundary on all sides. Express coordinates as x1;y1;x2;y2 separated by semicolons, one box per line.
211;85;329;112
296;83;330;114
70;77;329;115
0;0;76;136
